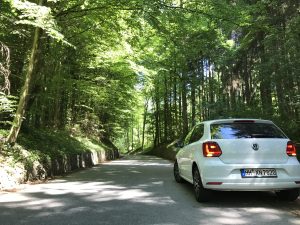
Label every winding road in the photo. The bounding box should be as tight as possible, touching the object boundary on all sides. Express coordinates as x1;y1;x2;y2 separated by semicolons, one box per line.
0;155;299;225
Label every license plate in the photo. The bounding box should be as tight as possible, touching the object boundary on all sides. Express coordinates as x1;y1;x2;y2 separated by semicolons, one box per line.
241;168;277;178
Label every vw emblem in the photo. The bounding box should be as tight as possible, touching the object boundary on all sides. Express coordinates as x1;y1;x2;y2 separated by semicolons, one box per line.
252;143;259;151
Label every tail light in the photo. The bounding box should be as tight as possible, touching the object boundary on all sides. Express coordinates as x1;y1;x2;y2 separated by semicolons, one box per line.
203;141;222;157
286;141;297;156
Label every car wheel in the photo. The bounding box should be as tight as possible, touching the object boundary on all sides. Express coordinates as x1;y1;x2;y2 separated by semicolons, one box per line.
193;167;211;202
174;160;184;183
276;189;299;201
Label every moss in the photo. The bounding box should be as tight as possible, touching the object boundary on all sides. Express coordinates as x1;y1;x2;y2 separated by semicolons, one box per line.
0;128;120;190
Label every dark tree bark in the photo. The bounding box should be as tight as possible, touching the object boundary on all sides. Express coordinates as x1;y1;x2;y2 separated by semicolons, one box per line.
141;98;149;150
181;73;188;136
163;73;169;142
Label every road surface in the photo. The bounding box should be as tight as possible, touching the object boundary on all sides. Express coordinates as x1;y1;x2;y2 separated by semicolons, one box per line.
0;155;299;225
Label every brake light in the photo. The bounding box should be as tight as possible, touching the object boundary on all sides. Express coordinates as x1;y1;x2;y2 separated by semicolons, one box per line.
286;141;297;156
203;141;222;157
234;120;255;123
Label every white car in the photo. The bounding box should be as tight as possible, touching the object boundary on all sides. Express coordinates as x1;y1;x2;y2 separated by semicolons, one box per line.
174;119;300;202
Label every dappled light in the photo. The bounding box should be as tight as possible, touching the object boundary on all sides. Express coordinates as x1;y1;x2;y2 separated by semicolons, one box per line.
1;156;299;225
106;158;173;167
1;0;299;224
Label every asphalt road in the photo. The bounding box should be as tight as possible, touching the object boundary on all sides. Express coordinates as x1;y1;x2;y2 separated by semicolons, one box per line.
0;155;299;225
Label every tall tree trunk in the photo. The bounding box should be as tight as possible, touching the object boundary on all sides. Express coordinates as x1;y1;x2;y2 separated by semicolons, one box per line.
131;117;134;151
173;75;178;132
258;32;273;117
163;74;169;142
208;59;214;105
198;59;204;121
141;98;149;150
168;73;173;139
126;129;130;152
244;57;252;105
181;74;188;136
154;94;160;147
191;69;196;127
178;78;182;134
6;0;44;144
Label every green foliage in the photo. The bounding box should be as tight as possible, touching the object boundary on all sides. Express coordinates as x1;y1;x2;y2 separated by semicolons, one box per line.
131;0;300;145
18;129;88;157
16;125;118;157
6;0;71;45
0;93;17;127
1;0;299;152
0;93;17;114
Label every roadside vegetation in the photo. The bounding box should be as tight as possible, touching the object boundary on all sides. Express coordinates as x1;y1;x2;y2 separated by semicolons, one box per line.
0;126;119;190
0;1;299;187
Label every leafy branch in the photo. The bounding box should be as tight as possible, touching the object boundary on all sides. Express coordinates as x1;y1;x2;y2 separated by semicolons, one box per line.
8;0;73;46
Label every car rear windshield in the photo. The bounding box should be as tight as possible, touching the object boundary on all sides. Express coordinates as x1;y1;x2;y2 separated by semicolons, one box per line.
210;122;287;139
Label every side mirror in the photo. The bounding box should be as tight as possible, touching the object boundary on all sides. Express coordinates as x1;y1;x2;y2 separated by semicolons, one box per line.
175;140;184;148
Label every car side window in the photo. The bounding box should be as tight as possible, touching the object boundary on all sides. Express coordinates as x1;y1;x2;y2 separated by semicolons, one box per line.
189;124;204;144
184;128;194;146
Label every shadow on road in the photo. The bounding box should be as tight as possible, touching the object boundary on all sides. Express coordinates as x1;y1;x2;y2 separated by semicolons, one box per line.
0;155;299;225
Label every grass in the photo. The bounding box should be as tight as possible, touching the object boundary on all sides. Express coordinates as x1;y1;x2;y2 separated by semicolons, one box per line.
18;129;89;158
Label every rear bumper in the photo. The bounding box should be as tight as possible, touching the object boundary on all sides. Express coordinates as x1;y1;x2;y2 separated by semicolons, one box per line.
200;158;300;191
203;180;300;191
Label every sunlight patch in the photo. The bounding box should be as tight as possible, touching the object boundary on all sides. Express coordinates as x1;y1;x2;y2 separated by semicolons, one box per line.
289;218;300;224
106;160;172;167
132;196;175;205
214;217;248;224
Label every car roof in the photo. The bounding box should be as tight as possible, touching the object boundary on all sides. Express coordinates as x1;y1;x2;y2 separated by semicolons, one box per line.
202;119;273;125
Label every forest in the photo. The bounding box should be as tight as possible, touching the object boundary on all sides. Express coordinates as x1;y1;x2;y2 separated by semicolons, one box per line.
0;0;299;154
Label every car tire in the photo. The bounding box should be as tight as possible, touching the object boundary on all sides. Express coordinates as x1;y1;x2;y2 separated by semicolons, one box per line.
276;189;299;201
193;167;211;202
174;160;184;183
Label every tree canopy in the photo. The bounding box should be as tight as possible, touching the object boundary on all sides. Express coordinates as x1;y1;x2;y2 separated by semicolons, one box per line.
0;0;299;151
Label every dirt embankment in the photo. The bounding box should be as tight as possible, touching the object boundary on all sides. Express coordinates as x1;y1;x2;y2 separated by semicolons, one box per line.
0;137;120;191
145;140;180;161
